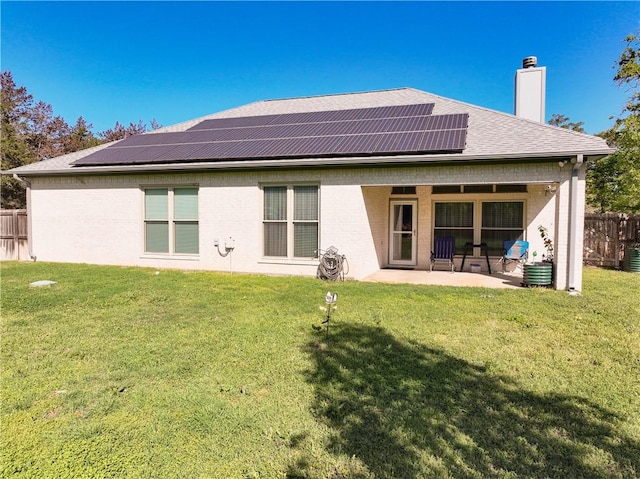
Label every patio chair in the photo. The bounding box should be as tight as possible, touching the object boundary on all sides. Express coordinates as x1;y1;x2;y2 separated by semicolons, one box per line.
502;240;529;272
430;236;456;273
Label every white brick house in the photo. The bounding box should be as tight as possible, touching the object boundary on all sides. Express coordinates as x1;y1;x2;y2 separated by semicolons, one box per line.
7;87;612;291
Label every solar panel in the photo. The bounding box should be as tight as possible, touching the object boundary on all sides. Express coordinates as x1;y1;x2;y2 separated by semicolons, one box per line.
73;103;467;167
187;103;436;131
91;113;466;148
153;143;210;161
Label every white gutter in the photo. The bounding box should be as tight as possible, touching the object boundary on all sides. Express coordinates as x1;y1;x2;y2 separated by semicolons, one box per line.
12;174;36;261
9;149;615;177
567;154;584;293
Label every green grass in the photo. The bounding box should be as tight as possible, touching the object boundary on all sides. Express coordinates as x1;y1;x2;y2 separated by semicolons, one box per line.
1;262;639;478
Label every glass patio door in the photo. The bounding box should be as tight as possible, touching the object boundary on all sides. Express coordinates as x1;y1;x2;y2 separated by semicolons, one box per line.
389;200;417;266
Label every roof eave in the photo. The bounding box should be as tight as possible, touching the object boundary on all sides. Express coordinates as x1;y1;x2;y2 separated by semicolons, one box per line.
6;148;616;177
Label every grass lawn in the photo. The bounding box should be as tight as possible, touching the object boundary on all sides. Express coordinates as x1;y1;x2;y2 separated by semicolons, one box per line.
1;262;639;478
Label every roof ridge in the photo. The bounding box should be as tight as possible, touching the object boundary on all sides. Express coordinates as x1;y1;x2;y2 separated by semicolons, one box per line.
260;87;413;104
411;88;608;140
150;88;423;134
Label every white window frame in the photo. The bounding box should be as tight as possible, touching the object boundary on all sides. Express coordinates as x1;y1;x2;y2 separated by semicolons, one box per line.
480;201;526;254
142;186;199;256
433;199;525;255
262;184;319;260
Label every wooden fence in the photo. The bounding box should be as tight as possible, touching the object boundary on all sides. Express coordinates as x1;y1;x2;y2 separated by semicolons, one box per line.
583;213;640;267
0;210;28;261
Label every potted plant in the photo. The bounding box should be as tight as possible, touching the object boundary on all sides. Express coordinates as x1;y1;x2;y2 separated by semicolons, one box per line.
522;225;554;287
538;225;554;263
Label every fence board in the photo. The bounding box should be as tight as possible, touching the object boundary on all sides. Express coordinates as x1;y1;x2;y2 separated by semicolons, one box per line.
0;210;28;260
584;213;640;267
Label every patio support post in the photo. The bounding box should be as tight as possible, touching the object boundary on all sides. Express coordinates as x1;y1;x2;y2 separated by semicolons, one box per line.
567;154;583;293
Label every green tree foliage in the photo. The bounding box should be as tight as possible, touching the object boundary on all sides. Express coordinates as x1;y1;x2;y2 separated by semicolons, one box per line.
1;70;159;208
1;71;37;208
548;113;585;133
26;101;71;161
66;117;101;152
98;120;149;142
588;33;640;213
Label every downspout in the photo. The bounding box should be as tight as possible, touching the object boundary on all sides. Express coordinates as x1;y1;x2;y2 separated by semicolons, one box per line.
12;174;37;261
567;154;583;293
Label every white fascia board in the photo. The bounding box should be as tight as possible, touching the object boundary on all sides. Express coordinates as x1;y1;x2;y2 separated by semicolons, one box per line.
9;148;615;177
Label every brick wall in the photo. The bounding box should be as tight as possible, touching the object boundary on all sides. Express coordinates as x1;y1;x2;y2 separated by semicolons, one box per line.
28;160;579;288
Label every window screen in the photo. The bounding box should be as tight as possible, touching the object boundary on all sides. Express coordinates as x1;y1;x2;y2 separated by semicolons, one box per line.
391;186;417;195
264;186;287;221
144;187;199;255
495;184;527;193
464;185;493;194
174;188;199;254
434;202;474;253
432;185;461;194
145;188;169;253
263;186;288;257
293;186;318;258
263;185;319;258
481;202;524;255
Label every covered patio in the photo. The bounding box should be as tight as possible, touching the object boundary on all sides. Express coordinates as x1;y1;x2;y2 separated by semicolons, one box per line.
360;182;554;285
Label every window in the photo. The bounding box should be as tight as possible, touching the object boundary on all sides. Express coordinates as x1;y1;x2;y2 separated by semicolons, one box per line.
481;202;524;255
144;187;199;254
263;185;318;258
495;184;527;193
434;201;524;255
391;186;416;195
432;184;528;194
434;202;474;253
432;185;462;194
464;185;493;194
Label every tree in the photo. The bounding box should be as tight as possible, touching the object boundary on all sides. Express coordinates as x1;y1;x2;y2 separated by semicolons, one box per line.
65;116;101;153
1;71;37;209
548;113;585;133
1;70;161;208
1;72;35;167
1;72;77;208
588;33;640;213
1;72;103;208
25;100;71;161
99;120;149;142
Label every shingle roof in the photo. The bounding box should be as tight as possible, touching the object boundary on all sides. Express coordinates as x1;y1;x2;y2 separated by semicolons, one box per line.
7;87;613;175
72;104;471;166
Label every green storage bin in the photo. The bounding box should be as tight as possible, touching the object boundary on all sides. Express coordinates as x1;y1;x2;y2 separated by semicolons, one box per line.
623;246;640;273
523;262;553;287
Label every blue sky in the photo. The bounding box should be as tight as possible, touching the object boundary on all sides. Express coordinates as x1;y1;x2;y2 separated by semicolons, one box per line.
1;1;638;135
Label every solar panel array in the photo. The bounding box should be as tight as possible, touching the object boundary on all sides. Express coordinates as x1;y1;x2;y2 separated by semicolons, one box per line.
73;103;468;167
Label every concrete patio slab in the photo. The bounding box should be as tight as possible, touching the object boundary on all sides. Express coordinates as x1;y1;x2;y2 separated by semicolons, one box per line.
362;269;524;289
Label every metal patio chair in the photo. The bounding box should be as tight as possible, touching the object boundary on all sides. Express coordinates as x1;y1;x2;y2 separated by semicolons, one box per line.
430;236;456;273
502;240;529;272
